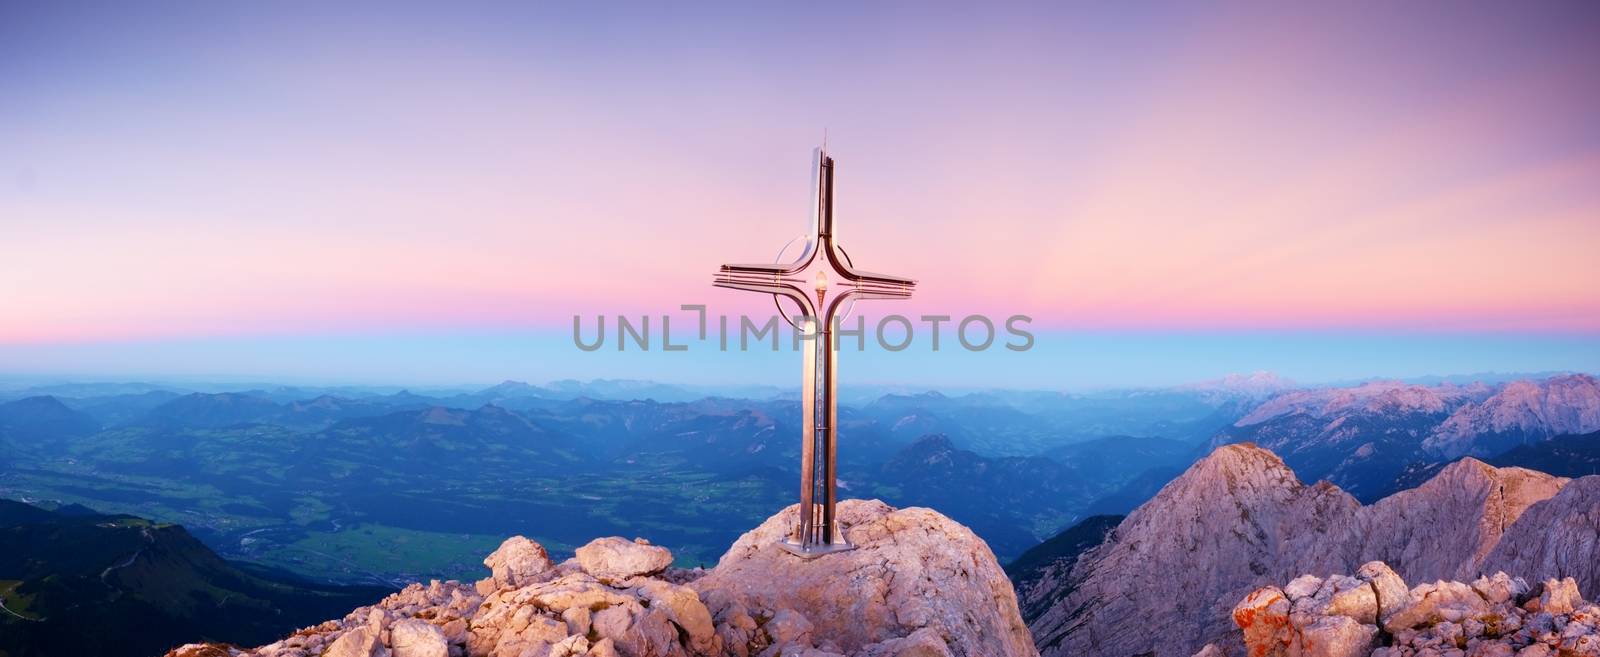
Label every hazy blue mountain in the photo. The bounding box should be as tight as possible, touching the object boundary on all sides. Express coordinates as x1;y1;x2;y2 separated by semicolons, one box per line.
1044;435;1194;488
0;382;188;402
278;394;433;427
1078;465;1188;517
1487;429;1600;477
56;390;184;427
136;392;288;429
873;434;1100;557
0;396;100;447
0;376;1320;587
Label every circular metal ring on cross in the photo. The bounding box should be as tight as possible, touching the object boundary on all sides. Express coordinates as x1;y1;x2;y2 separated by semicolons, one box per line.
771;236;857;330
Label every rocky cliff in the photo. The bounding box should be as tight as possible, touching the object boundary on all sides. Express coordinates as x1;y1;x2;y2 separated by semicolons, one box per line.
1023;444;1595;657
165;500;1036;657
1424;374;1600;458
1212;375;1600;502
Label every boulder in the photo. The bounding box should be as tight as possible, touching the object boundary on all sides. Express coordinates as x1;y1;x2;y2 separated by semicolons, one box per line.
575;537;674;580
1356;561;1410;625
1284;575;1324;601
324;626;386;657
388;619;448;657
630;578;717;654
1233;587;1293;657
690;499;1037;657
1384;580;1491;633
1471;572;1529;605
1297;615;1376;657
483;536;555;589
853;628;953;657
1539;577;1582;615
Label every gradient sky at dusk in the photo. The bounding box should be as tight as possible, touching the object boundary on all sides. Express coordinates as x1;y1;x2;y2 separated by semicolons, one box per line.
3;2;1599;387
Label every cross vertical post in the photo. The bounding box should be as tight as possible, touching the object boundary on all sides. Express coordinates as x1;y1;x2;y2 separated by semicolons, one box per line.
713;148;916;558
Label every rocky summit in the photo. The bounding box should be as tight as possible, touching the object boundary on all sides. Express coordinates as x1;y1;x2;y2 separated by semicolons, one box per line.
1022;443;1598;657
1225;564;1600;657
164;500;1036;657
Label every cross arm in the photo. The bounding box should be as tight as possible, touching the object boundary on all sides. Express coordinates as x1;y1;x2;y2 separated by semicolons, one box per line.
711;275;818;313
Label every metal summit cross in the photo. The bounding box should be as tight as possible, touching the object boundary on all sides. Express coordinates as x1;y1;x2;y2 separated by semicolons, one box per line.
713;148;916;558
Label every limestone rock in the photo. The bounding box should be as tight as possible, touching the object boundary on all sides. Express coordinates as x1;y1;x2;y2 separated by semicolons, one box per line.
1538;577;1582;615
1356;561;1410;625
1233;587;1293;657
389;619;448;657
1031;445;1359;657
852;628;953;657
1384;580;1491;633
1285;575;1325;600
1298;615;1376;657
575;537;674;580
630;578;717;654
325;626;386;657
1424;374;1600;458
1485;476;1600;600
1026;444;1577;657
692;499;1036;657
1472;572;1530;605
483;536;555;589
1232;566;1600;657
177;501;1035;657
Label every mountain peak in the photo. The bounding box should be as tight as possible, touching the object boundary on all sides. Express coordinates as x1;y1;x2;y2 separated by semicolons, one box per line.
908;433;957;451
4;394;71;411
1424;373;1600;457
169;500;1037;657
0;394;101;439
1186;371;1298;398
1170;442;1298;490
1025;442;1577;657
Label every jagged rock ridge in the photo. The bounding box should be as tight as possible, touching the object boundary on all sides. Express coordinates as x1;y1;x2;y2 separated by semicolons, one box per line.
168;500;1037;657
1213;375;1600;502
1425;374;1600;458
1024;443;1597;657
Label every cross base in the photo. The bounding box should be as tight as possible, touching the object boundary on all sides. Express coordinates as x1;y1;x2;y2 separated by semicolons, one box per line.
776;538;856;559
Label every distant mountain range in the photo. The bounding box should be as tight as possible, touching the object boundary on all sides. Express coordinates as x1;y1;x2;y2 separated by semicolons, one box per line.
4;373;1600;657
0;499;385;657
1;379;1250;584
4;374;1598;598
1209;374;1600;501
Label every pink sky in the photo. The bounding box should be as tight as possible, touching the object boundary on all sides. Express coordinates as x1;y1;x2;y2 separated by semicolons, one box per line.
3;3;1599;346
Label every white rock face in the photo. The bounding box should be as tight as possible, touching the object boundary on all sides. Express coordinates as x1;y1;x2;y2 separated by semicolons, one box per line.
1235;381;1484;427
1354;459;1566;583
574;536;674;580
1484;475;1600;598
482;535;554;589
692;499;1036;657
1026;444;1580;657
1424;374;1600;457
164;500;1034;657
389;618;448;657
1029;445;1357;657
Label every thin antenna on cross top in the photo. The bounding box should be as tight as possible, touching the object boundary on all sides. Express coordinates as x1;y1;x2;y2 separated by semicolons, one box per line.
822;128;828;152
